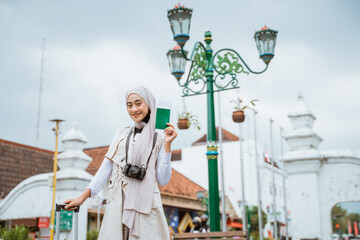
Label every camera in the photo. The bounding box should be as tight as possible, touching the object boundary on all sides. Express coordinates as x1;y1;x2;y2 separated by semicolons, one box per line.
123;163;146;180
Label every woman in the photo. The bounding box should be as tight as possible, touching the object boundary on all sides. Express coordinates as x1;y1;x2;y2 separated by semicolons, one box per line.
64;86;177;240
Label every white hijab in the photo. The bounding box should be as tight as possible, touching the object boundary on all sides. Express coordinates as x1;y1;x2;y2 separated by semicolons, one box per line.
122;86;157;237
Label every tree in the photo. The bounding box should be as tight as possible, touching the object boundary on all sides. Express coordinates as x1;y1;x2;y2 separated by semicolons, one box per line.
0;225;31;240
345;213;360;223
248;205;268;240
87;230;100;240
331;205;347;233
345;212;360;234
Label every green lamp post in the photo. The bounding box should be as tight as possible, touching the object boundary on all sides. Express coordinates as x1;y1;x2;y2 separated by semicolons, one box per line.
166;5;278;232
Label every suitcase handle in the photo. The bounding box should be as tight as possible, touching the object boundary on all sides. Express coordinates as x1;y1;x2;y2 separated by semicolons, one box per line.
56;203;80;212
55;204;80;240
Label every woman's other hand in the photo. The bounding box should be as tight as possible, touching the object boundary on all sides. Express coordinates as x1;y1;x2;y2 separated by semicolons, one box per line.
164;123;177;153
164;123;177;143
63;188;91;211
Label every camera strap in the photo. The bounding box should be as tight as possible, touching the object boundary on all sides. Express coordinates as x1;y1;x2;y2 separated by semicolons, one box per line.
125;126;158;169
124;126;134;163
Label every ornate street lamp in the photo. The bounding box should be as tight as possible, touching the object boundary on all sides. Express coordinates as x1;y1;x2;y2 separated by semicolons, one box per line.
254;26;278;65
196;190;205;201
167;4;193;47
166;4;278;232
167;46;188;80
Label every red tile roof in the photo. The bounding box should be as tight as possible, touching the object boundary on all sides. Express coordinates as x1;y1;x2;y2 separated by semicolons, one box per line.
192;127;239;146
0;139;54;199
84;146;205;197
84;146;109;175
84;147;183;171
0;138;205;200
159;168;206;198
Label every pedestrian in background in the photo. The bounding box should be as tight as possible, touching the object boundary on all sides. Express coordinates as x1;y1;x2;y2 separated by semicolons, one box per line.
191;217;202;233
200;214;210;232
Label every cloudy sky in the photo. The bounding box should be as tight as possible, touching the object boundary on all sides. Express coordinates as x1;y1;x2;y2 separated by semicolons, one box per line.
0;0;359;156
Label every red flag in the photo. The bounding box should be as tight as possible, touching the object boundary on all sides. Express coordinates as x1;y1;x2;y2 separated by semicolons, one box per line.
348;220;352;234
354;221;359;236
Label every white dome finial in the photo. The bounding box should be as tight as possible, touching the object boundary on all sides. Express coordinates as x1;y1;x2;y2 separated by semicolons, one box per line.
62;122;87;143
284;94;323;151
58;122;91;171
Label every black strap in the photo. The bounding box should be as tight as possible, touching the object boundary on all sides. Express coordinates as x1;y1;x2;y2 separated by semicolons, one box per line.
145;132;158;170
134;127;143;134
125;127;134;163
125;127;158;170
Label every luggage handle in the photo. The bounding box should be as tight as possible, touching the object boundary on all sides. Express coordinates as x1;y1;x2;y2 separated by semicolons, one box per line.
56;203;80;212
55;204;80;240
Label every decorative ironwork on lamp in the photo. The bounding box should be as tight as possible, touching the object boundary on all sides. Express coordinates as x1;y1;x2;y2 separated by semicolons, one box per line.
254;26;278;65
167;4;193;47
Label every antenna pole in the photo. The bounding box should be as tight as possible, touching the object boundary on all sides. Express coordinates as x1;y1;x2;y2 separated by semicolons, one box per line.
36;38;46;147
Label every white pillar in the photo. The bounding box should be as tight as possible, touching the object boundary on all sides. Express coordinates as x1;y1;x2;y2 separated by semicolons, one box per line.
283;94;323;240
56;122;93;240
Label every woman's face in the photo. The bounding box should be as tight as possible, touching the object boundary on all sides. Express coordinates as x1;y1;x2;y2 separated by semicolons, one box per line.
126;93;149;123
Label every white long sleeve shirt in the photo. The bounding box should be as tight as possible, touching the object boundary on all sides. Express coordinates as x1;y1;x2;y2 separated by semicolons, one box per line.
87;133;172;197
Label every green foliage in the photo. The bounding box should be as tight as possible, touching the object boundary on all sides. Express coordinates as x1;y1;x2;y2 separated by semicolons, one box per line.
331;203;360;234
86;230;99;240
230;97;259;111
247;206;268;240
0;226;5;238
0;225;31;240
332;205;347;232
346;212;360;223
178;111;201;130
250;205;268;229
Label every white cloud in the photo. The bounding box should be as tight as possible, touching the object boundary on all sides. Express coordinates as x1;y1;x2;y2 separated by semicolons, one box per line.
27;39;186;149
1;0;359;154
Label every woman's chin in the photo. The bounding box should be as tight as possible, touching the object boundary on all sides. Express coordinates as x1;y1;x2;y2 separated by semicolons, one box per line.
132;117;143;123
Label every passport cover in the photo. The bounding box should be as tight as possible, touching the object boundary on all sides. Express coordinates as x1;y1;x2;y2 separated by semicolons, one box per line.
155;108;170;130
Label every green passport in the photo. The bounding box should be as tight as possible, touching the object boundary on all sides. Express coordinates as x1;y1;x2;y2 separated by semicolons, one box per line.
155;108;170;130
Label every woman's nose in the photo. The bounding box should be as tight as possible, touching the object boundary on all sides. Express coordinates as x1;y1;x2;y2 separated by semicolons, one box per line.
132;106;139;113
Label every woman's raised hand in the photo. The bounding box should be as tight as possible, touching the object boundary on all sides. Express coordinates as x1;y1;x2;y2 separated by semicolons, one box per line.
164;123;177;144
163;123;177;153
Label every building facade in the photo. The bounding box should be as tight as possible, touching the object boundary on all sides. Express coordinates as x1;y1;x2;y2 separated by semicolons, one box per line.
282;94;360;240
0;123;237;239
171;127;286;237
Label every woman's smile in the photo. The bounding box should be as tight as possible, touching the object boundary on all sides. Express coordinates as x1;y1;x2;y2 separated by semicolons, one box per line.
132;113;142;118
